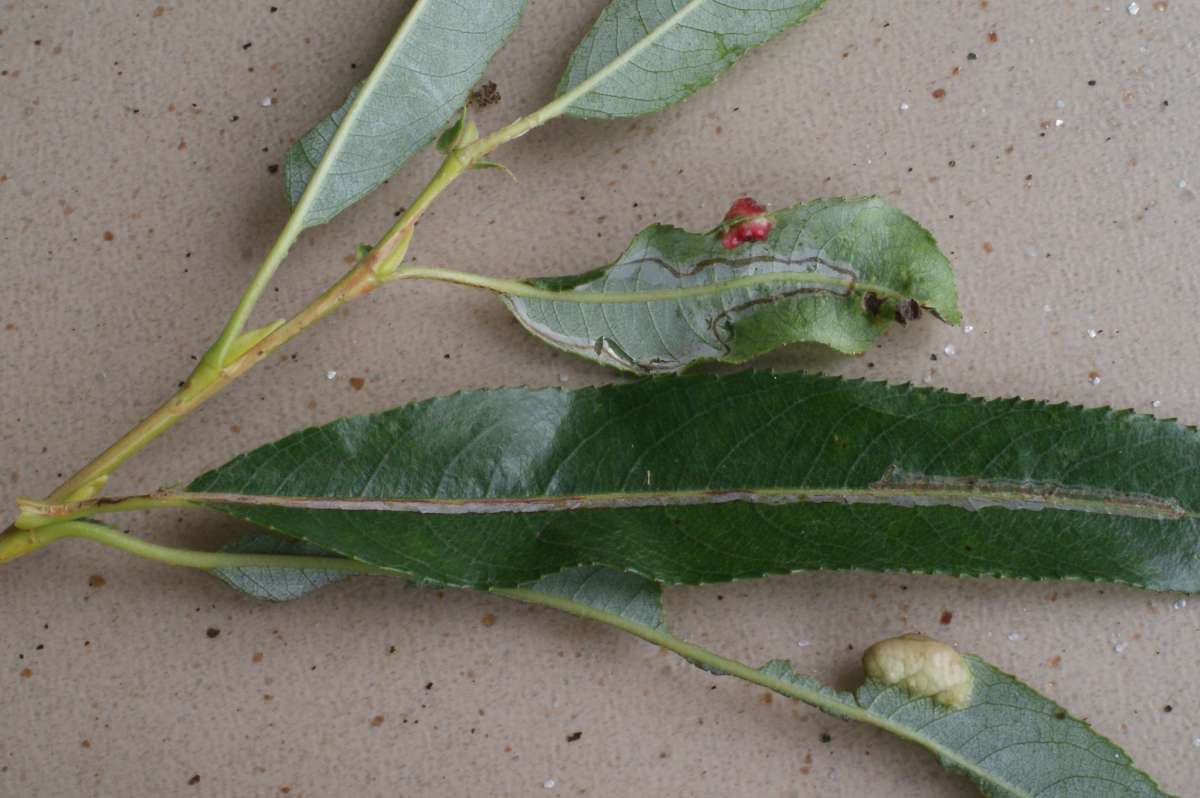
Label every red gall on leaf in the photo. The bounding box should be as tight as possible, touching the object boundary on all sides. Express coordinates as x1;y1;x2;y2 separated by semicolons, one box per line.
720;197;773;249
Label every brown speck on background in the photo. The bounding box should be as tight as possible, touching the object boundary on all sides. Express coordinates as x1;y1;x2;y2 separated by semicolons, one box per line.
81;739;91;749
252;652;264;664
759;692;773;705
267;164;279;174
4;324;15;331
987;31;998;43
19;668;32;679
370;714;385;727
480;612;496;627
178;139;187;151
566;731;582;742
205;627;221;639
152;5;165;16
1154;1;1168;9
939;610;953;625
981;241;993;254
188;774;201;786
87;574;106;588
230;424;241;434
931;88;946;100
349;377;365;391
102;231;114;241
468;81;500;109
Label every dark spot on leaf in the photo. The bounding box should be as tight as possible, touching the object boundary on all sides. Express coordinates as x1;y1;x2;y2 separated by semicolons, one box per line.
1053;709;1067;720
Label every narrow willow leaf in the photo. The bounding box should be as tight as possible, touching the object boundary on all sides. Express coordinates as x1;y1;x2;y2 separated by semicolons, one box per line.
183;370;1200;593
500;197;958;373
284;0;526;229
558;0;827;119
213;533;352;601
523;571;1171;797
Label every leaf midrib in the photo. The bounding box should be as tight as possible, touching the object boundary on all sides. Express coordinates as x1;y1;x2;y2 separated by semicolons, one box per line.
550;0;711;114
290;0;433;222
33;482;1188;524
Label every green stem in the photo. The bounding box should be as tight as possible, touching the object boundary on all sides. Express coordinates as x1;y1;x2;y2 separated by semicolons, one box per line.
0;520;394;575
389;264;909;305
492;585;868;724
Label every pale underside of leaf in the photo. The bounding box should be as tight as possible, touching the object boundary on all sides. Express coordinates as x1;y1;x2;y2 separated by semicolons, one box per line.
187;371;1200;593
502;197;960;373
284;0;526;229
557;0;828;119
213;533;353;601
207;554;1172;796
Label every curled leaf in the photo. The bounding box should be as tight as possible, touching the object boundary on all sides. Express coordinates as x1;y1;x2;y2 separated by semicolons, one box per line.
499;197;958;373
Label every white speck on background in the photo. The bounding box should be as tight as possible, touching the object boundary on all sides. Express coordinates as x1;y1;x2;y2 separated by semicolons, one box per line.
1089;374;1102;386
797;640;811;648
899;102;909;112
963;324;974;334
543;779;557;789
1054;119;1065;128
943;344;956;356
326;371;337;380
559;374;570;384
1055;99;1066;109
1179;179;1189;189
1192;736;1200;749
260;96;273;107
1087;329;1098;338
1174;598;1187;610
1008;632;1022;642
1152;400;1163;408
1113;641;1128;654
1127;1;1139;14
1027;247;1040;258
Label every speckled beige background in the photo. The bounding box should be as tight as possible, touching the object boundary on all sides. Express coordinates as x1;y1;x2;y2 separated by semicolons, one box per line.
2;1;1198;796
